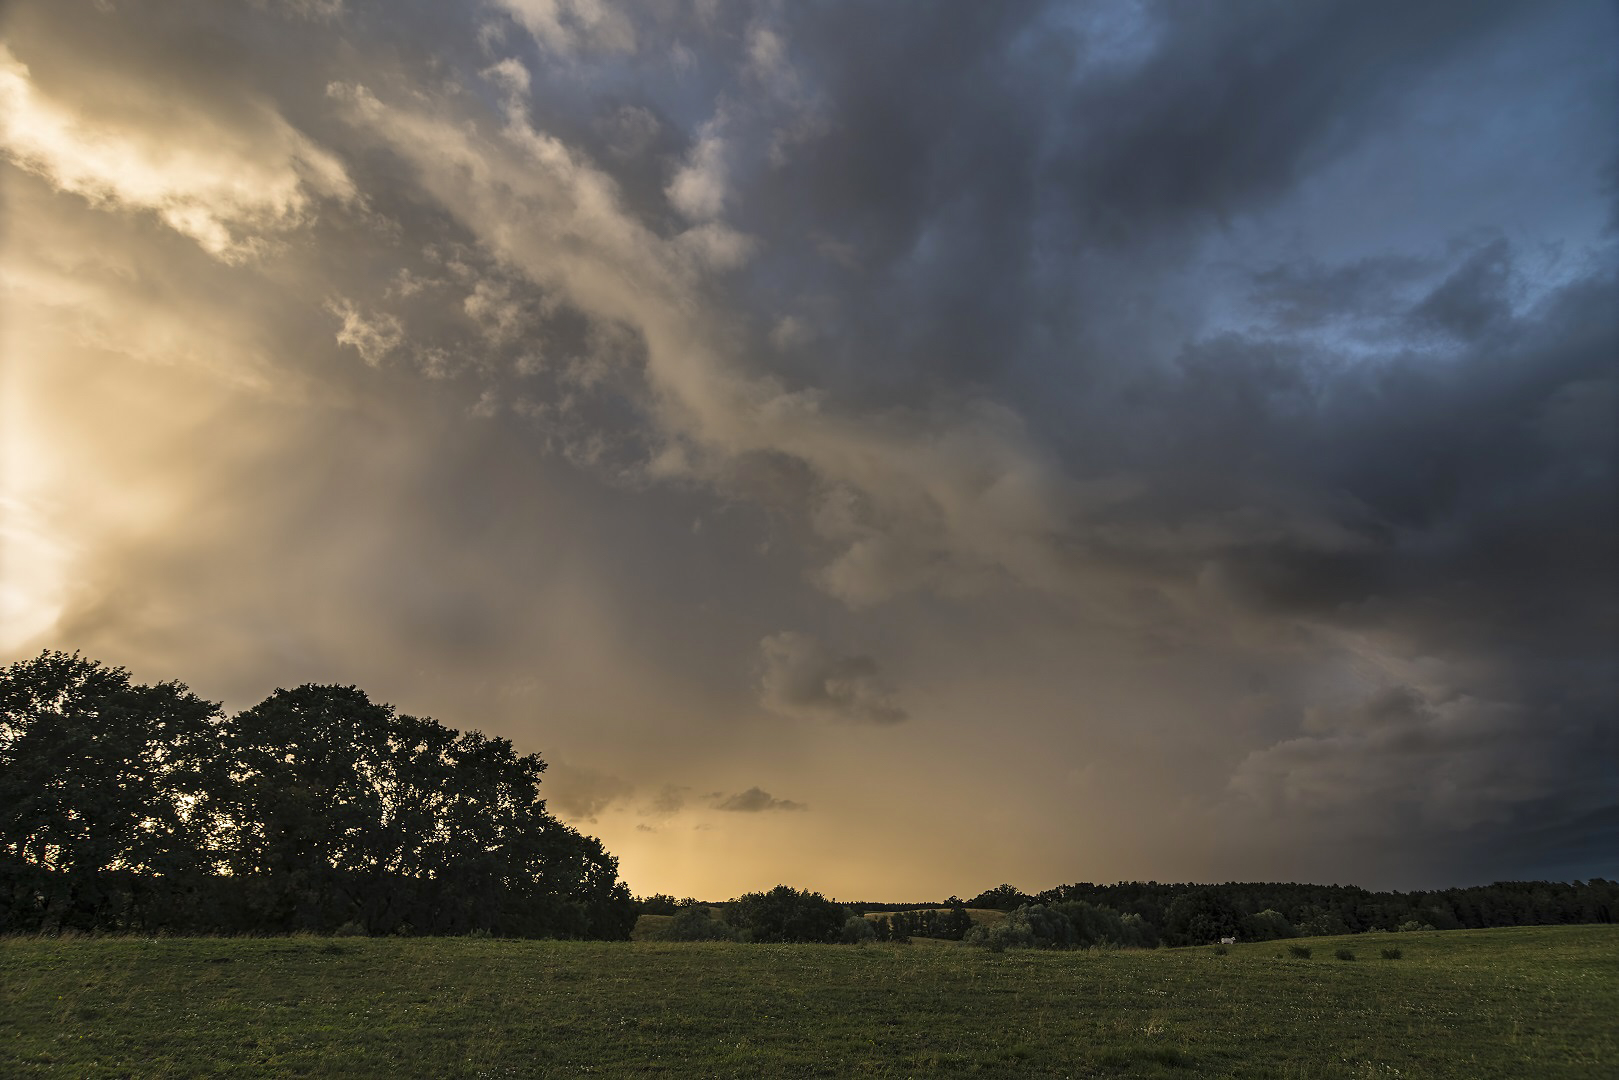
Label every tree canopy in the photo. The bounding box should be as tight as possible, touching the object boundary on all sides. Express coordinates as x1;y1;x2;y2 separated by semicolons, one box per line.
0;651;632;938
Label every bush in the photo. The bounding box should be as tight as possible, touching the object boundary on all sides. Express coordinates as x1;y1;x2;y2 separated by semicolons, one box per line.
729;886;845;944
1288;945;1312;959
1380;947;1402;960
664;906;737;942
333;921;367;937
841;916;878;945
1335;948;1355;961
1051;900;1147;948
1243;908;1296;942
965;904;1077;952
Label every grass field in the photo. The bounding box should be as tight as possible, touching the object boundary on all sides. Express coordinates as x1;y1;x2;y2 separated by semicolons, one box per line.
3;925;1614;1078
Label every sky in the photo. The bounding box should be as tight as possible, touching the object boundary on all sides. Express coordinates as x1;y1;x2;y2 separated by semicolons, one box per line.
2;0;1615;900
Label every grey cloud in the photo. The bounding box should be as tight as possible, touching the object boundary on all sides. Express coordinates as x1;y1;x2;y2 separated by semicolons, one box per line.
1248;254;1435;334
713;786;806;813
1231;681;1609;836
759;632;905;725
1046;0;1532;236
1408;238;1514;340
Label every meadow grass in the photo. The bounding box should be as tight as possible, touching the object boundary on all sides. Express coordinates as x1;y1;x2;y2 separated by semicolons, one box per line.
2;924;1613;1078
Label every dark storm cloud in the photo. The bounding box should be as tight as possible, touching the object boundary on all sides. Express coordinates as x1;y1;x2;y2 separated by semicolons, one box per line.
4;0;1615;893
1044;0;1530;234
725;0;1540;401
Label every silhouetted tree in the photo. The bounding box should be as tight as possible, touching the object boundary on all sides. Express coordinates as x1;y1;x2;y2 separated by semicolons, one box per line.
636;893;681;916
968;883;1032;911
729;885;846;943
0;651;225;932
0;653;632;938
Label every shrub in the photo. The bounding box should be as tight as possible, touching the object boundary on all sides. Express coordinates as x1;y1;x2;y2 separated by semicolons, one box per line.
1051;900;1146;948
841;916;878;945
665;906;736;942
729;886;845;944
1242;908;1297;942
1335;948;1355;961
333;921;367;937
965;904;1077;952
1380;947;1402;960
1288;945;1312;959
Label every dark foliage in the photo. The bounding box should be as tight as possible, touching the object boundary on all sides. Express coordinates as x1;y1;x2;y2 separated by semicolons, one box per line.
634;893;682;916
0;651;633;939
728;885;846;943
967;883;1033;911
1005;878;1619;946
662;905;737;942
879;904;974;942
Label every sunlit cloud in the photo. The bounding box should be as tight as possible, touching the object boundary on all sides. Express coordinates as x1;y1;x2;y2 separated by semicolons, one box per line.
0;44;352;262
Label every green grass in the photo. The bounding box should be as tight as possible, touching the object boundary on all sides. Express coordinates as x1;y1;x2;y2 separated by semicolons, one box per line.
3;925;1614;1078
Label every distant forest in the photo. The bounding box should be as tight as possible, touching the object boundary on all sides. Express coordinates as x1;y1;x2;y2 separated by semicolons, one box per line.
946;879;1617;948
636;877;1617;949
0;652;632;938
4;651;1612;945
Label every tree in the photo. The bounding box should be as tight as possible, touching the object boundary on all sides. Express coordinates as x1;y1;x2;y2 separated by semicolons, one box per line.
729;885;846;943
637;893;681;916
0;651;224;932
968;883;1031;911
222;684;633;938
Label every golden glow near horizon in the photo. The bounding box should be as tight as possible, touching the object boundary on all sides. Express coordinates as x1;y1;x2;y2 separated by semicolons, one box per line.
1;0;1614;898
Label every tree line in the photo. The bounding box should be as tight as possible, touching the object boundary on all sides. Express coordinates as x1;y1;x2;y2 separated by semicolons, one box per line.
957;878;1618;948
636;890;980;944
635;876;1617;949
0;651;633;938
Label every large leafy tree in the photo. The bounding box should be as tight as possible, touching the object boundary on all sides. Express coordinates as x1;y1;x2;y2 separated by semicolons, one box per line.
0;651;225;931
223;683;632;937
1;654;632;938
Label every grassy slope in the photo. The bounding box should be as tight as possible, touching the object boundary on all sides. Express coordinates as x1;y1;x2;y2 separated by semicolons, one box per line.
2;925;1613;1078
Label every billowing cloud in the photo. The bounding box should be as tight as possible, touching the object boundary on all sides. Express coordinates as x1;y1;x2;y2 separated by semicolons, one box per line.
759;632;905;725
0;43;351;262
2;0;1614;898
666;120;730;222
326;298;403;366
